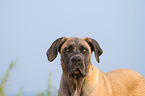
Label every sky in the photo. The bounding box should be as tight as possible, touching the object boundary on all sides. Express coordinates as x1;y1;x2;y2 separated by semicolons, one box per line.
0;0;145;95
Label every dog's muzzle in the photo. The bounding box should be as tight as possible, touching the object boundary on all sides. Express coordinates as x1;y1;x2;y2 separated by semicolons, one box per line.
68;56;87;78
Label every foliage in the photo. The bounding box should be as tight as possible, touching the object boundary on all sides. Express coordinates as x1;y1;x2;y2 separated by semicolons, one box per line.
0;61;16;96
17;87;23;96
0;61;57;96
37;73;58;96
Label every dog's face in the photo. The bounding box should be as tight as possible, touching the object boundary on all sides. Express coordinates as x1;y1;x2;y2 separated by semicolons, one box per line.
60;37;92;79
47;37;103;79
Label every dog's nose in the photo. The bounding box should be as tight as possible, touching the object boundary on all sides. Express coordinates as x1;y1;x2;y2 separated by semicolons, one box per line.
71;56;82;64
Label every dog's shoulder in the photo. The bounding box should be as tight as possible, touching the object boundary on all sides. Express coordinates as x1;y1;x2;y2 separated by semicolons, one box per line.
106;69;144;80
105;69;145;95
105;69;145;84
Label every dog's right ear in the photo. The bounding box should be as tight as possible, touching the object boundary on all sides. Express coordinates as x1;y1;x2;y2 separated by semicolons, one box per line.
46;37;67;62
85;37;103;63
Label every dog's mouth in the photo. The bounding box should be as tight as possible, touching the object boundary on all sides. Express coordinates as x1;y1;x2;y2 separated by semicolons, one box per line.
69;68;86;79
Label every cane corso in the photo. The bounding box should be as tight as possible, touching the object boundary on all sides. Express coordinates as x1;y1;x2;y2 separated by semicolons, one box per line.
46;37;145;96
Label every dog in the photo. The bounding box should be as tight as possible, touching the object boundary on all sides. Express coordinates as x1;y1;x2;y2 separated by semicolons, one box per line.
46;37;145;96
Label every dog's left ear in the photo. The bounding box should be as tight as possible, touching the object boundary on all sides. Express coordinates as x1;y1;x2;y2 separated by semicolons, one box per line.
46;37;67;62
85;37;103;63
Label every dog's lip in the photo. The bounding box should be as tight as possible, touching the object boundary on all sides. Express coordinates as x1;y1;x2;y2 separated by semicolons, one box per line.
69;68;87;77
73;68;81;74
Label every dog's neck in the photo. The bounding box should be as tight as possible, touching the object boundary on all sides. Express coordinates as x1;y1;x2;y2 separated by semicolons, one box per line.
61;62;92;96
68;75;85;96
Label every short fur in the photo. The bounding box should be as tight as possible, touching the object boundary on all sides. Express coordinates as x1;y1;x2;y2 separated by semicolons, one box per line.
47;37;145;96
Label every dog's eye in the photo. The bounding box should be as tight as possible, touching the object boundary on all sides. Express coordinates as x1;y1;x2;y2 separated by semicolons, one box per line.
81;49;87;53
66;49;70;52
65;48;72;53
65;45;74;53
83;49;87;52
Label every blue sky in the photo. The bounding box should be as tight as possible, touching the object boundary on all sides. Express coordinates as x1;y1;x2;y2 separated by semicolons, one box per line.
0;0;145;95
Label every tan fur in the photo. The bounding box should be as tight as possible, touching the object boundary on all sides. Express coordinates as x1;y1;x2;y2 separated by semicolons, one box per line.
59;63;145;96
52;37;145;96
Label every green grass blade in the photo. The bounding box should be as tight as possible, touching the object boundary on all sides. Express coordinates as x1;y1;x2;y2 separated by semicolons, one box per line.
0;61;16;96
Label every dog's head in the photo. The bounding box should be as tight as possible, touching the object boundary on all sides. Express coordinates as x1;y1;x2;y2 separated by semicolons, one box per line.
46;37;103;79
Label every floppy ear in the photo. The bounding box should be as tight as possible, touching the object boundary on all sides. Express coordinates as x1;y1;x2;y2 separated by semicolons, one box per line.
46;37;67;62
85;37;103;63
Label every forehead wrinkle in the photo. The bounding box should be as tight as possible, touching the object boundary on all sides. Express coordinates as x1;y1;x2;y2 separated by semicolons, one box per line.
67;38;89;47
68;38;85;44
61;37;92;54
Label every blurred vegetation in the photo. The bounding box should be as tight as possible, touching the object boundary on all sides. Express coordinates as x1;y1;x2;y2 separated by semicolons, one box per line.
37;73;58;96
0;61;16;96
0;61;57;96
17;87;23;96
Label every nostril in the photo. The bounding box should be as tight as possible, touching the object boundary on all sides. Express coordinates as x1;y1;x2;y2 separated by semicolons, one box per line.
72;56;82;64
74;59;77;63
78;59;81;63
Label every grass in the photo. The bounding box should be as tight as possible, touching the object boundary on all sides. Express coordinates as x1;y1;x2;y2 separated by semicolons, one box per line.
37;73;58;96
0;61;16;96
17;87;23;96
0;61;57;96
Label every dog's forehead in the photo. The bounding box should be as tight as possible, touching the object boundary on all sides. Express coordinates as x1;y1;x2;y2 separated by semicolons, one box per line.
60;37;91;52
65;37;88;46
